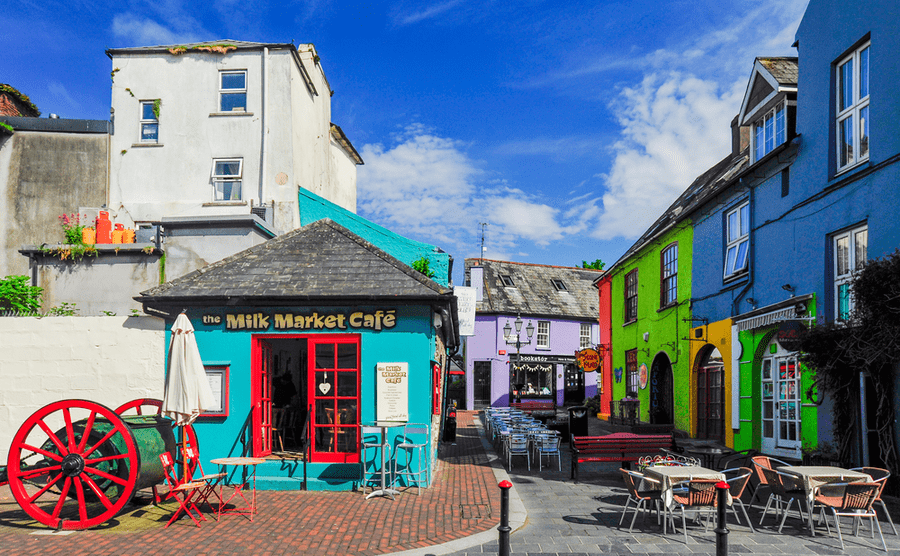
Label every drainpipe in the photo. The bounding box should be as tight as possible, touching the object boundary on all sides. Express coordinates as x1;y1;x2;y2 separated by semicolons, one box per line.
259;47;268;205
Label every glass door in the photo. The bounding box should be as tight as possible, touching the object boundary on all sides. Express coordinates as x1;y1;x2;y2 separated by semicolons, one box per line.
251;339;274;456
761;341;801;456
473;361;492;408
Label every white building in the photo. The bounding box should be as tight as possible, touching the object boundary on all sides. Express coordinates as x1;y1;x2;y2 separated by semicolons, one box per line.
106;40;362;236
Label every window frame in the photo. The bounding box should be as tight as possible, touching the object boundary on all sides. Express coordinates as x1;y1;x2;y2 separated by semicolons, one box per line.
660;242;678;308
624;269;638;323
500;274;515;287
219;70;248;112
833;224;868;320
836;42;870;173
752;100;787;162
723;201;750;280
551;278;567;291
139;100;159;143
625;349;639;396
536;321;550;349
211;158;243;201
579;323;592;349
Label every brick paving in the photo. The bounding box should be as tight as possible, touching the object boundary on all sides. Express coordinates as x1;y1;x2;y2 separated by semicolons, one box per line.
0;411;500;556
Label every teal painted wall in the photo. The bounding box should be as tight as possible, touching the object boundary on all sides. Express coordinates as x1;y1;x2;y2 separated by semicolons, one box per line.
298;189;451;286
608;221;693;432
171;305;438;490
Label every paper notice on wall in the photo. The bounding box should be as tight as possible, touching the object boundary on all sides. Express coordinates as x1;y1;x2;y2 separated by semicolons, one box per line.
376;362;409;422
454;286;477;336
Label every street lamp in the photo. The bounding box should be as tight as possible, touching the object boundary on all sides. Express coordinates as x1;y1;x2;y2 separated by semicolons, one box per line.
504;314;534;403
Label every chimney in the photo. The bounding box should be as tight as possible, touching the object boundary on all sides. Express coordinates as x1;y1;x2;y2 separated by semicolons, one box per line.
469;265;484;302
731;114;750;156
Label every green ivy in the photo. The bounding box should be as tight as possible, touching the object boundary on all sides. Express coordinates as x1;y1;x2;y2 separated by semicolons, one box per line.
0;275;42;313
0;121;13;136
411;256;436;278
152;99;161;119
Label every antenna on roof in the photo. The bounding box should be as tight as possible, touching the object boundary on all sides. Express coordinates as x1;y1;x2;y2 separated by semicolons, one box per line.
479;222;489;260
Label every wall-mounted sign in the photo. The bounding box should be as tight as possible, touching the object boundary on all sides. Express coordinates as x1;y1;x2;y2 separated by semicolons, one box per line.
376;362;409;422
201;365;229;416
776;320;807;352
454;286;477;336
498;349;507;355
202;309;398;332
575;348;600;372
638;363;648;390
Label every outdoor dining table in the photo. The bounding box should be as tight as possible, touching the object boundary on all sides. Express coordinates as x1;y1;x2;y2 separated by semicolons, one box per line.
642;464;728;509
777;465;873;534
210;456;267;521
363;421;405;500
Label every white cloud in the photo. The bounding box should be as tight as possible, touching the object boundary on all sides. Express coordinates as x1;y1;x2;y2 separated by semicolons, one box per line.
111;13;200;46
393;0;465;26
592;73;742;240
357;125;570;256
47;81;81;114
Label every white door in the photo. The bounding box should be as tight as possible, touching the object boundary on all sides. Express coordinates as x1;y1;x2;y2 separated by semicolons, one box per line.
761;340;801;458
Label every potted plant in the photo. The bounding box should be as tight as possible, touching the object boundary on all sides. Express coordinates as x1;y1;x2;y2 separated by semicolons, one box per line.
583;394;603;418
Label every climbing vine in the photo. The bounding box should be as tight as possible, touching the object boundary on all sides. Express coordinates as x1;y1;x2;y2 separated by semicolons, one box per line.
800;249;900;488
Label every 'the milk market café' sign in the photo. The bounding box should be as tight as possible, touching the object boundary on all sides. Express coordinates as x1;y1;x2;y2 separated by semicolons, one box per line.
202;309;398;331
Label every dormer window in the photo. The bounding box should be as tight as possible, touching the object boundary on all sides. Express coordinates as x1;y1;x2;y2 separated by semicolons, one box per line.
551;279;567;291
753;100;787;162
500;274;515;287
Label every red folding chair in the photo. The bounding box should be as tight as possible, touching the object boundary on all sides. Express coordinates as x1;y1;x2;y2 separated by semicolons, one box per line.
159;451;206;528
183;445;226;514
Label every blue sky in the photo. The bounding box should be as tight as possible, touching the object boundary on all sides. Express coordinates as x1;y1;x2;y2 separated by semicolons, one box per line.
4;0;808;283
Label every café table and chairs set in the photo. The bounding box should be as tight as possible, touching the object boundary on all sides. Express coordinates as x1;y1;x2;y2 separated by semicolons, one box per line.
360;421;431;500
619;449;894;551
484;407;562;471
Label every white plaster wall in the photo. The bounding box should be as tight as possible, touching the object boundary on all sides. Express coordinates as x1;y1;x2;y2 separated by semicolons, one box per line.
330;137;359;212
0;316;166;462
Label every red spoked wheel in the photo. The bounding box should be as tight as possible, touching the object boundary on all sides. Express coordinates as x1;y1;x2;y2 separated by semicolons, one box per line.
115;398;200;477
6;399;140;530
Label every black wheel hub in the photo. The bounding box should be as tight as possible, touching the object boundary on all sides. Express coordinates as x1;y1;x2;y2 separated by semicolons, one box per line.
61;454;85;477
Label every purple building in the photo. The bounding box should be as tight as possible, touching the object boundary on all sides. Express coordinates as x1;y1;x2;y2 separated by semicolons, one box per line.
463;259;603;410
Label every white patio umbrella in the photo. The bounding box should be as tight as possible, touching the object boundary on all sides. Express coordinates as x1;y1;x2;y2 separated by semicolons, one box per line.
163;313;215;426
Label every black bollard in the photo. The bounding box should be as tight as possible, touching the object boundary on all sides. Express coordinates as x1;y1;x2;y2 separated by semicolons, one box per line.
499;480;512;556
714;480;729;556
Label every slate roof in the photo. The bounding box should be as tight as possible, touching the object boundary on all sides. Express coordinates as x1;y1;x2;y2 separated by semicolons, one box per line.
136;219;453;307
465;259;603;320
758;57;798;86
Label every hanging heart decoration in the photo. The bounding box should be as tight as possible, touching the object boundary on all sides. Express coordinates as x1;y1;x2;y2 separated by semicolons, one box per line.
318;382;331;395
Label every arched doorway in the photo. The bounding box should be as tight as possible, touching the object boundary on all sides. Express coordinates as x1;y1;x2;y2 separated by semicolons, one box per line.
649;353;673;425
696;345;724;442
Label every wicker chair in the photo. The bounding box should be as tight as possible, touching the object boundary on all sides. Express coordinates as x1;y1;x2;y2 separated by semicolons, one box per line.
850;467;897;535
814;481;887;552
670;479;720;543
619;468;665;532
722;467;755;532
758;466;807;532
749;454;791;507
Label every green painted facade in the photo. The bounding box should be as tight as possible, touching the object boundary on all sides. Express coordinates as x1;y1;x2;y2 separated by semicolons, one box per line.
608;221;693;432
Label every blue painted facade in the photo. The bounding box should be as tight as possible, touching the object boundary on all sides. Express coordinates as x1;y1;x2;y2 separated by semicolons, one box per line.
298;189;452;286
688;0;900;462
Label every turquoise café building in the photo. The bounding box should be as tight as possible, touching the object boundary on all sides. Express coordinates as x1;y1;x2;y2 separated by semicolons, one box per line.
136;219;460;491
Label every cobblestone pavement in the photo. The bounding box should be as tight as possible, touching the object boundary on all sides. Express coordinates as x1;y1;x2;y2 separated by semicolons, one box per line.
440;413;900;556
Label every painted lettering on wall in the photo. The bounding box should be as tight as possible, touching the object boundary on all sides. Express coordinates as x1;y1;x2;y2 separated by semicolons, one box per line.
208;309;398;331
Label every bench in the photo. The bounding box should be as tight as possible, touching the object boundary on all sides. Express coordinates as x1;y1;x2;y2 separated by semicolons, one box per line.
570;432;674;482
509;401;555;413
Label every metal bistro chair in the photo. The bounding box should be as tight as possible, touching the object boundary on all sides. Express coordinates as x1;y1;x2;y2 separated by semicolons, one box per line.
671;478;720;543
183;445;225;514
507;433;530;470
360;426;390;496
619;468;665;532
393;423;429;494
534;433;562;472
814;481;887;552
759;466;808;532
159;451;206;528
722;467;756;532
850;467;897;535
749;454;791;507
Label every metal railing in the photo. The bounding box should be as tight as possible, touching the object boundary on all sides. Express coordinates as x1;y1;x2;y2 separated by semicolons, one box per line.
609;400;640;426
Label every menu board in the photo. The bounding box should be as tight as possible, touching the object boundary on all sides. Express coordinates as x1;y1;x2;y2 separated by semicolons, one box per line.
376;362;409;422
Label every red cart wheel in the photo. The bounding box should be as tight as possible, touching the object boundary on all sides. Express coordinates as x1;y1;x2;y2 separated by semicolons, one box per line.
115;398;200;477
6;399;140;530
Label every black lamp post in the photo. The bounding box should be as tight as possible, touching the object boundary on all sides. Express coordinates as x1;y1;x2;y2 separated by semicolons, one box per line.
504;314;534;404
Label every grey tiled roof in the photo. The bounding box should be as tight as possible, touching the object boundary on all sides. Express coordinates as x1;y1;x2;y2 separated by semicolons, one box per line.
136;219;452;305
465;259;602;320
758;57;798;86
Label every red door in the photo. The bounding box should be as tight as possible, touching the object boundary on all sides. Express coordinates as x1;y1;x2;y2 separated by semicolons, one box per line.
251;339;274;456
308;335;360;463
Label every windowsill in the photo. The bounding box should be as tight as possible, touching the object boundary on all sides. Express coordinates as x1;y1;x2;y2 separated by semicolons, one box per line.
209;111;254;117
131;143;163;148
723;271;749;285
835;158;869;178
202;201;248;207
657;303;677;313
622;319;637;327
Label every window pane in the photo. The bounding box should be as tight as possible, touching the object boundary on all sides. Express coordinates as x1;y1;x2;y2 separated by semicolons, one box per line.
740;204;750;236
839;116;854;167
762;360;772;380
764;113;775;153
775;104;786;147
859;105;869;160
838;283;851;320
734;240;749;272
337;343;357;369
755;122;765;161
141;123;158;141
336;372;357;397
142;103;156;120
221;72;246;90
337;400;357;424
727;211;738;242
315;344;335;369
859;47;869;99
724;245;737;275
836;235;849;275
840;59;853;111
214;161;241;177
315;371;334;396
854;229;867;269
221;92;247;112
213;179;241;201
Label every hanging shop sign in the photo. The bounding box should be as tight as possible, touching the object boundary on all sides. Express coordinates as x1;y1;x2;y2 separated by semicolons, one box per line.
776;320;807;352
575;348;600;373
202;309;398;331
638;363;649;389
376;362;409;422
